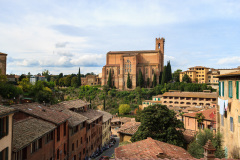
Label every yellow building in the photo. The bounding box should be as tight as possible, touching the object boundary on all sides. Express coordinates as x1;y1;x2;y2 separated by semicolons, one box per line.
180;66;210;83
97;110;112;147
217;71;240;158
0;106;16;160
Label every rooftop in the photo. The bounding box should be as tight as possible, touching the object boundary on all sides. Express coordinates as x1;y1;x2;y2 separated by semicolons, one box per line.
79;109;103;123
183;108;216;121
188;66;210;69
162;91;217;99
97;110;112;123
153;95;162;98
58;99;90;109
0;52;7;55
115;137;193;159
12;117;56;152
12;103;70;125
0;106;16;117
107;50;158;54
118;122;141;136
50;104;88;127
217;70;240;78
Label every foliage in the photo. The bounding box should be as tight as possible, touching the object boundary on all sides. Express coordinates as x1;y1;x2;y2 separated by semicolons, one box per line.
182;74;191;83
173;69;182;82
0;83;23;99
18;78;32;92
161;66;167;85
138;69;144;88
131;104;185;147
166;61;172;82
77;67;81;87
107;69;112;88
119;104;131;115
64;75;72;87
147;78;150;88
71;77;78;88
188;129;225;159
195;113;205;129
42;69;51;81
152;74;157;87
127;72;132;88
19;74;26;81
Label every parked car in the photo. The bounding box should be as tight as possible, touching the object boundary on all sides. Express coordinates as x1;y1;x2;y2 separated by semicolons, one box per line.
99;156;110;160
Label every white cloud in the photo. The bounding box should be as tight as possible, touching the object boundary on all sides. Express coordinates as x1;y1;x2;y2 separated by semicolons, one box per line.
217;57;240;65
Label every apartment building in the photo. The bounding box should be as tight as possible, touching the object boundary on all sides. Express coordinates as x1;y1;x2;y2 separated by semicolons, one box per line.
180;66;210;83
217;71;240;158
0;106;16;160
12;103;70;160
141;95;162;109
97;110;112;147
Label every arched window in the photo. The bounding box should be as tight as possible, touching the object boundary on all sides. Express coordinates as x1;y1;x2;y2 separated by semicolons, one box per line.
158;43;160;49
107;69;108;74
124;60;131;73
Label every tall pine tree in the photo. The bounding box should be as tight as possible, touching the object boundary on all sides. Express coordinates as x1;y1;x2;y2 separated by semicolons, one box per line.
161;66;167;85
107;69;112;88
159;72;163;85
77;67;81;87
166;61;172;82
127;72;132;88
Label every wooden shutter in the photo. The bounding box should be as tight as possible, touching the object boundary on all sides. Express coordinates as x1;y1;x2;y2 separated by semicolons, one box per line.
0;118;3;138
237;81;239;99
219;82;221;96
5;147;8;160
222;82;224;97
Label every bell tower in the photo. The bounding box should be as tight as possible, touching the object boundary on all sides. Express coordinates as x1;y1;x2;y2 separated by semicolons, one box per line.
155;37;165;54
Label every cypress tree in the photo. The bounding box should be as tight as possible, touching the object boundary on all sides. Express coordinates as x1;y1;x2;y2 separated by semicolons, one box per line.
153;74;157;87
107;69;112;88
147;78;150;88
166;61;172;82
159;72;163;85
77;67;81;87
127;72;132;88
138;69;144;88
161;66;167;85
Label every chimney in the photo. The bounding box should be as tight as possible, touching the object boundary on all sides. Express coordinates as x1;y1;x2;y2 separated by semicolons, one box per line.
203;140;216;160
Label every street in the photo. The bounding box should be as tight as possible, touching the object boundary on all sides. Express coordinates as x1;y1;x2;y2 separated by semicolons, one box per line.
95;137;120;160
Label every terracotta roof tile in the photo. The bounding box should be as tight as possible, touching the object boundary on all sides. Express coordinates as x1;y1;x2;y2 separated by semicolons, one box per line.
97;110;112;123
118;123;140;135
183;108;216;121
50;104;88;127
115;137;193;159
12;103;70;125
217;70;240;77
13;117;56;152
79;109;103;123
0;106;16;117
58;99;90;109
162;92;217;99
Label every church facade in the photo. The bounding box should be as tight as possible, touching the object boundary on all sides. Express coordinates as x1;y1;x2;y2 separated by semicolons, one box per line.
101;38;165;90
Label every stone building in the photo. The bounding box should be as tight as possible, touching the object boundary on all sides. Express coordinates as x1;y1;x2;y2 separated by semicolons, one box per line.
81;75;101;86
217;71;240;158
0;52;7;75
101;38;165;89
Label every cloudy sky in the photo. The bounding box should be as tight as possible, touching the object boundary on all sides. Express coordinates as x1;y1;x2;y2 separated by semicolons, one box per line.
1;0;240;75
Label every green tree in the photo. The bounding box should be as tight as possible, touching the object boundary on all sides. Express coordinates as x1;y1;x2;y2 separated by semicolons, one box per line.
77;67;81;87
152;74;157;87
131;104;185;147
195;113;205;129
119;104;131;115
0;83;23;99
182;74;191;83
138;69;144;88
127;72;132;88
42;69;51;82
159;72;162;85
59;73;63;79
107;69;112;88
59;78;65;87
71;77;78;88
188;129;225;158
161;66;167;85
173;69;182;82
147;78;150;88
64;75;72;87
19;74;26;81
166;61;172;82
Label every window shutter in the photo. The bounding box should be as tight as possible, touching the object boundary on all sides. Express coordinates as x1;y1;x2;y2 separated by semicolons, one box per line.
5;147;8;160
6;116;9;136
219;82;221;96
0;118;3;138
222;82;224;97
228;81;230;98
237;81;239;99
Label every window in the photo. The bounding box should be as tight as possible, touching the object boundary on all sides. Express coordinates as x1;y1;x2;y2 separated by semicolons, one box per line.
221;115;224;126
71;125;79;135
79;153;81;160
57;149;59;159
0;116;9;139
106;69;108;74
198;123;205;129
237;81;239;99
72;143;75;151
57;126;60;141
31;138;42;153
45;131;53;143
0;147;8;160
152;69;154;74
77;140;78;148
230;117;234;132
229;81;233;98
238;116;240;123
81;137;82;144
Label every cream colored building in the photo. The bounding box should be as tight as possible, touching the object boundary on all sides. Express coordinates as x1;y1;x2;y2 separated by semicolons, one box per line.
97;110;112;146
180;66;210;83
0;106;16;160
217;71;240;158
140;95;162;110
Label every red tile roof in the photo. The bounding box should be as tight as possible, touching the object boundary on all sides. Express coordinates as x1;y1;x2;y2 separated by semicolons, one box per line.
0;106;16;117
12;103;70;125
58;99;90;109
162;92;217;99
217;70;240;78
115;137;193;159
118;122;141;135
183;108;216;121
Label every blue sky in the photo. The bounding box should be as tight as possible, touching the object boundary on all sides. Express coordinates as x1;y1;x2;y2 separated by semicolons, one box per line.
1;0;240;75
